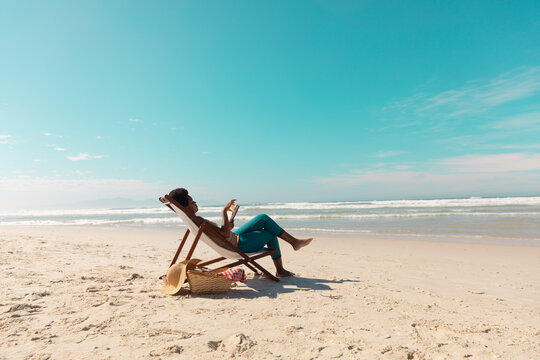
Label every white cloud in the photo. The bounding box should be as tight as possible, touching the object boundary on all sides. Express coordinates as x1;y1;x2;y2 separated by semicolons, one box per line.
66;153;108;161
385;66;540;122
315;169;540;199
74;170;92;176
0;177;170;210
96;136;104;140
314;153;540;198
67;153;90;161
372;150;405;158
435;132;540;151
55;147;66;151
420;67;540;117
491;111;540;130
42;132;62;138
0;134;12;144
500;144;540;149
439;153;540;173
128;118;142;123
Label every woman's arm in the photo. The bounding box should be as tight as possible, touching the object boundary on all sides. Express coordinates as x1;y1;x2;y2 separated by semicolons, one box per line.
221;199;237;233
187;208;232;244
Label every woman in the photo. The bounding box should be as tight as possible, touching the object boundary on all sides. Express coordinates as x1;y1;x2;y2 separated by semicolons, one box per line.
169;188;312;277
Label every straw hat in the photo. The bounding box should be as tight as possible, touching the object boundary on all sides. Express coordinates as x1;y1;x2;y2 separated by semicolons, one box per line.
161;258;201;295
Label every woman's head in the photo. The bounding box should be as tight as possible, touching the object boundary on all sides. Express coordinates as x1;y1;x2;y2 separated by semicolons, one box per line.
169;188;198;213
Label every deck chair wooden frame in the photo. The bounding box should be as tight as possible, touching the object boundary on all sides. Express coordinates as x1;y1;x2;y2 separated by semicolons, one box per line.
160;195;280;282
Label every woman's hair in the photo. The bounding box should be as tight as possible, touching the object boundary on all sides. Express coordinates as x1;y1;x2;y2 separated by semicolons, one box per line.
169;188;189;206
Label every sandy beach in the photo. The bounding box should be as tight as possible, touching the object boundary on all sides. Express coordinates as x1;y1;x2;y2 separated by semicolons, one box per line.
0;226;538;359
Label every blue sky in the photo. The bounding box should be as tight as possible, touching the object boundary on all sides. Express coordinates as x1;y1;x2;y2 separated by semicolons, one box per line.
1;1;539;209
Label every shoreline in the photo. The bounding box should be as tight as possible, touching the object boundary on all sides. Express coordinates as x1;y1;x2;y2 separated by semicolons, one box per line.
1;226;539;359
1;225;539;247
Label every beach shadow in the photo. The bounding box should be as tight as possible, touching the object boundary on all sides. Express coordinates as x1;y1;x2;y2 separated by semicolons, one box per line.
189;276;360;299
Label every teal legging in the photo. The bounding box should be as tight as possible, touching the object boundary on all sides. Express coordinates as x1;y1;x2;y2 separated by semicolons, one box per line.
233;214;284;259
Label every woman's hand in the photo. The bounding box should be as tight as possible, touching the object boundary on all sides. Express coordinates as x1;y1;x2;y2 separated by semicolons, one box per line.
223;199;237;213
220;199;237;233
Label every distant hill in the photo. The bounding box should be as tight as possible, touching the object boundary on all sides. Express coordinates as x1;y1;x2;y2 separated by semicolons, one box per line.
68;197;222;209
68;198;160;209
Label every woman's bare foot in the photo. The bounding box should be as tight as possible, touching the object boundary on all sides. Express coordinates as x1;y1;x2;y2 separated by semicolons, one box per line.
293;238;313;251
273;257;295;277
253;270;263;277
276;269;295;277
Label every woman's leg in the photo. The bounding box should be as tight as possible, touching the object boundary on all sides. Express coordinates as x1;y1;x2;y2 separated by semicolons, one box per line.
234;214;284;237
234;214;312;250
234;214;313;277
236;230;281;259
237;230;293;277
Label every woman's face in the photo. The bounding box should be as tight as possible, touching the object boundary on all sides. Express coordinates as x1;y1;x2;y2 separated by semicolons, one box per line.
187;196;198;213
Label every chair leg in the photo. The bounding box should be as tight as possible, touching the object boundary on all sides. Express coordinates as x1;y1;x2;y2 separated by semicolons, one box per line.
186;223;205;260
169;229;190;267
198;257;226;268
221;250;275;269
243;262;260;275
248;259;280;282
218;250;279;281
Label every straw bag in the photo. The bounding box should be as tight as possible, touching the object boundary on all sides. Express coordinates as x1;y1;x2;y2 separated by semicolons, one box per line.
187;268;233;294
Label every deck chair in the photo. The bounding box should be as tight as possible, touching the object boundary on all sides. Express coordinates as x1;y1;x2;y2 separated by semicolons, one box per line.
160;195;280;282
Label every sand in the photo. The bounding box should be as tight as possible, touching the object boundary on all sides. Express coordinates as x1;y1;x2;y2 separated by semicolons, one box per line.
0;226;539;359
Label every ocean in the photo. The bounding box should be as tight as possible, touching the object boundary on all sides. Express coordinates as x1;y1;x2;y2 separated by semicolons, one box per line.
1;196;539;245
